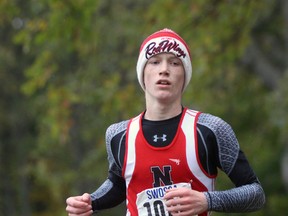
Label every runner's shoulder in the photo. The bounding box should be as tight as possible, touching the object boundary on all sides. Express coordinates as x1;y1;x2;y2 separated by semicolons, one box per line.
106;120;129;143
197;112;233;133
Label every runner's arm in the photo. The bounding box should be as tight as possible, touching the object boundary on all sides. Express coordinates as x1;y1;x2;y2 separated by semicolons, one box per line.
91;171;126;212
91;121;128;213
198;113;265;212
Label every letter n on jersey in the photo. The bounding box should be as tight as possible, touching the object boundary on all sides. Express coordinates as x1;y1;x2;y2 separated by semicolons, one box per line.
151;166;173;187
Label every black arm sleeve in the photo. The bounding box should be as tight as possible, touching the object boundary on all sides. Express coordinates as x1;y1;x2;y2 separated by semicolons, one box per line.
91;172;126;212
229;150;260;186
198;113;265;212
90;120;129;212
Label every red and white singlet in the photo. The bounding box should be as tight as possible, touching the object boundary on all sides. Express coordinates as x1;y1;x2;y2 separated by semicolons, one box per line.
122;109;215;216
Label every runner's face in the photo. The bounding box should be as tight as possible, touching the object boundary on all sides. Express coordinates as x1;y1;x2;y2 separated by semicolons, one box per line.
143;53;185;103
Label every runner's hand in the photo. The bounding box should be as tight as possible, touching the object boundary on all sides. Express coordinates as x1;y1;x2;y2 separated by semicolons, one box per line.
164;187;208;216
66;193;93;216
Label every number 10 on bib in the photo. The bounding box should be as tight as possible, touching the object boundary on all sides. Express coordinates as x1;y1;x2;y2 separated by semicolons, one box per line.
136;182;195;216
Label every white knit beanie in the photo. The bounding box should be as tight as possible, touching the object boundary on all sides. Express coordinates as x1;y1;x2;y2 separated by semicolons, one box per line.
136;28;192;91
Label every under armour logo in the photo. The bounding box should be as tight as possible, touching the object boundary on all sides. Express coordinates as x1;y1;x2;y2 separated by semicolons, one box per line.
153;134;167;142
169;159;181;165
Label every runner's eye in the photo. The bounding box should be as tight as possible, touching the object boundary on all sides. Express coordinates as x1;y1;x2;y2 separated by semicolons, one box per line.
148;58;160;65
170;61;180;66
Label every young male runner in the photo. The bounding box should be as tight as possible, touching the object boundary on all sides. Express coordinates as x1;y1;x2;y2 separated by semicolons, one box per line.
66;28;265;216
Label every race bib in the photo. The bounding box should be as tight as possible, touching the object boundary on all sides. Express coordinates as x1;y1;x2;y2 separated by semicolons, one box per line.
136;182;191;216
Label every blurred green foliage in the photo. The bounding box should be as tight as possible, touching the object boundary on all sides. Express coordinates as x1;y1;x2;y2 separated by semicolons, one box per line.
0;0;287;215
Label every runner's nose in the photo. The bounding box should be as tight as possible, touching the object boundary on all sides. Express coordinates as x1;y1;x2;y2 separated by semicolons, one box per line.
159;62;169;76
